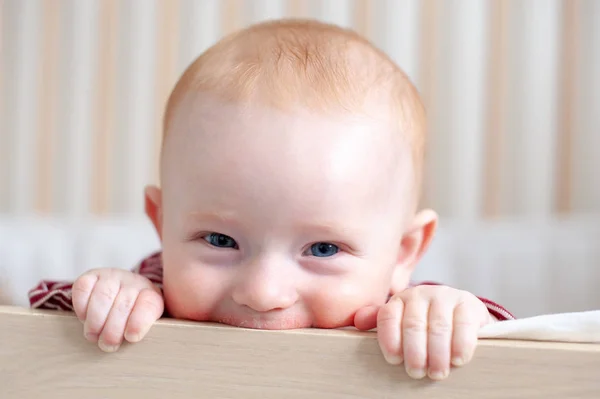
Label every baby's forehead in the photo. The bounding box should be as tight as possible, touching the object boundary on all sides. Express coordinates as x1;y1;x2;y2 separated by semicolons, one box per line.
164;96;414;196
164;102;414;228
168;93;403;152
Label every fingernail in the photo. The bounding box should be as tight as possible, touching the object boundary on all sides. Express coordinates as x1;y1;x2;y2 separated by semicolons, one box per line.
428;369;448;380
124;331;140;343
98;340;120;353
84;331;98;342
383;353;403;365
452;356;465;367
406;367;426;379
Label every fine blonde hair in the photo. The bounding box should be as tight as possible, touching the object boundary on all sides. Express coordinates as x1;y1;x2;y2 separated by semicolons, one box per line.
163;18;426;196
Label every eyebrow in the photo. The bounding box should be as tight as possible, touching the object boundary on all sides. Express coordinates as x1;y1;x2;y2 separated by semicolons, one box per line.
295;221;364;248
185;210;239;224
298;221;361;236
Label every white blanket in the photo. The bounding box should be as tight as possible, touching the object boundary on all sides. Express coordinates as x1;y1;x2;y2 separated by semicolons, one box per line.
479;310;600;343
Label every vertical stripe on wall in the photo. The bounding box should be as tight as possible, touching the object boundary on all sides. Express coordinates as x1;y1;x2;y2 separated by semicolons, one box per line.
154;0;180;187
111;0;158;215
483;0;509;218
36;2;60;214
371;0;421;86
60;0;99;216
501;0;562;217
6;1;41;215
312;0;354;28
573;0;600;212
555;0;579;214
91;0;118;215
353;0;371;38
0;0;5;213
287;0;309;18
222;0;243;36
444;0;489;220
418;0;440;212
245;0;287;24
178;0;221;75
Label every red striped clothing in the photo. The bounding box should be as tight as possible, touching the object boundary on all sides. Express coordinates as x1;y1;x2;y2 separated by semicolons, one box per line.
28;251;516;321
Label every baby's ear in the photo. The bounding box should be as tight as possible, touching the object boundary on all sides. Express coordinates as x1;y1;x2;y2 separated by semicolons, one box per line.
144;185;163;240
390;209;438;293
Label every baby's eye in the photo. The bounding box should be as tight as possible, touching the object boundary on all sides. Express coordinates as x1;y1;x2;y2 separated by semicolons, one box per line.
203;233;238;249
307;242;339;257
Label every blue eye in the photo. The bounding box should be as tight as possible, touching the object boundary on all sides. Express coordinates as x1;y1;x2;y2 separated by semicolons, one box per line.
203;233;238;249
309;242;339;257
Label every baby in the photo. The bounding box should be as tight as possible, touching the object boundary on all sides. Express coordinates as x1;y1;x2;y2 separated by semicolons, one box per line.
28;19;514;381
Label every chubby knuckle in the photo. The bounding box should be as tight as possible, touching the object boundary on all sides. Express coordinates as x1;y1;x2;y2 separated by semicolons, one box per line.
114;294;136;316
414;284;433;293
86;268;126;284
377;303;400;324
399;287;419;300
96;284;120;303
73;274;97;294
108;268;132;280
405;284;444;299
403;316;428;333
89;267;114;277
455;317;480;331
428;318;453;336
430;285;454;297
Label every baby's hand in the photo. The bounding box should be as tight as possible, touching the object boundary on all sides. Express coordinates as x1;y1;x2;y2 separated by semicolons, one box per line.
71;268;164;352
378;285;491;380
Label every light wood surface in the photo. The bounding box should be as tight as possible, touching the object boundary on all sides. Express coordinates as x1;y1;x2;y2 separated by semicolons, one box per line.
1;305;599;399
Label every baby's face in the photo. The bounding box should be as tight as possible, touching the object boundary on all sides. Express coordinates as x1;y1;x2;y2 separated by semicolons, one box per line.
150;96;419;329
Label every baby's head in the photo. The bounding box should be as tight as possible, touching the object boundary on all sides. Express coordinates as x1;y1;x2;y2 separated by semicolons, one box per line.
144;19;437;329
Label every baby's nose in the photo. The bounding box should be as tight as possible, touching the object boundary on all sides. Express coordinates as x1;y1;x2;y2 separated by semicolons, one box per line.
231;259;299;312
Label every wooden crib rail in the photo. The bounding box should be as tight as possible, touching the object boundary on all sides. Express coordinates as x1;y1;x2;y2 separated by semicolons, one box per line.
1;305;599;399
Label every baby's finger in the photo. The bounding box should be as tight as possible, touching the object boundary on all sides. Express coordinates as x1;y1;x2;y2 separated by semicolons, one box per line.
426;298;454;380
71;273;98;322
124;288;164;343
451;301;479;367
376;298;404;365
97;287;139;352
83;278;121;343
402;297;429;379
354;305;380;331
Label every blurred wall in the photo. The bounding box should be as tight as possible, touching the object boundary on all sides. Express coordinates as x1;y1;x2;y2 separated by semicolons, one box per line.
1;0;599;220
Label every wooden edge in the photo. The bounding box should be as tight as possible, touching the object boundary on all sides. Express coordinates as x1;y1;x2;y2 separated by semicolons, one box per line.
1;305;600;399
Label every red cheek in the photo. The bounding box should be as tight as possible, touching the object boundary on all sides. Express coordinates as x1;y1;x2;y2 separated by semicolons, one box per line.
307;291;361;328
163;288;205;320
307;278;391;329
163;263;230;318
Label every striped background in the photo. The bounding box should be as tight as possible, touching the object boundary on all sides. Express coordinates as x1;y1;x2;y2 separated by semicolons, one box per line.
1;0;599;220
